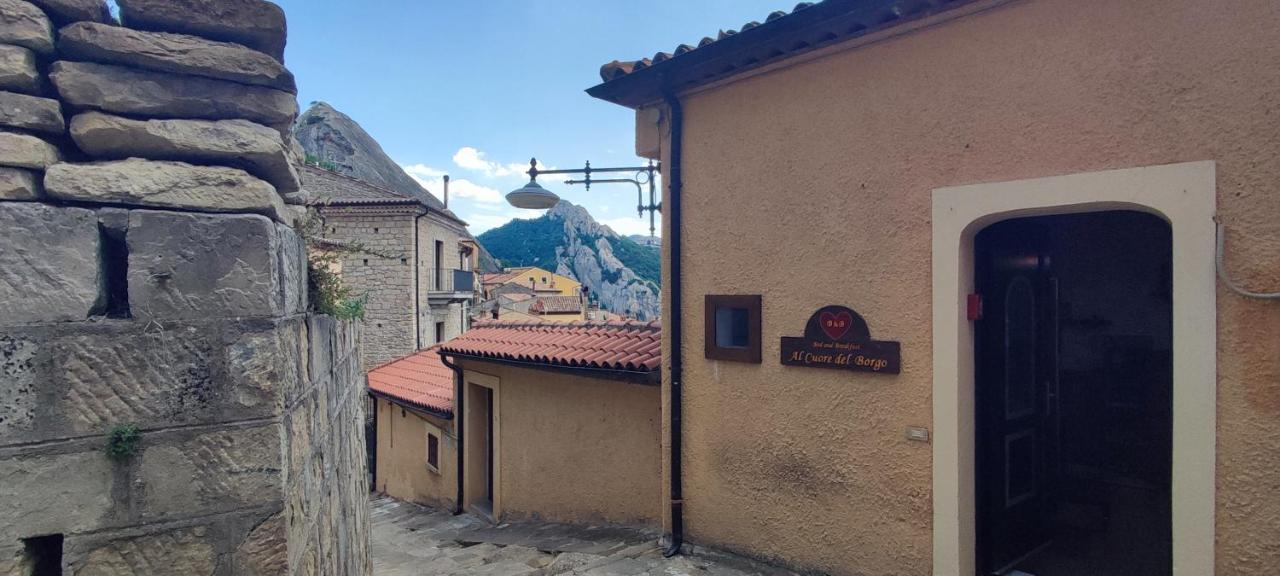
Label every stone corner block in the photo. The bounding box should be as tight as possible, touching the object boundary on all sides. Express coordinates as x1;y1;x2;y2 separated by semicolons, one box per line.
127;209;285;321
0;202;102;324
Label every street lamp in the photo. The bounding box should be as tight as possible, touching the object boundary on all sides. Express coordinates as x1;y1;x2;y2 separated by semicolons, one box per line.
506;158;662;237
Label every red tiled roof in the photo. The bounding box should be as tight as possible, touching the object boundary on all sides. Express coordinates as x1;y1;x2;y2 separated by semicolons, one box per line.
439;320;662;373
530;295;583;314
367;345;454;416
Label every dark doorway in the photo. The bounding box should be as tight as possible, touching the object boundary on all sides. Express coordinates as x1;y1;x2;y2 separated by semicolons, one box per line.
975;211;1172;576
23;534;63;575
434;240;444;290
483;386;495;505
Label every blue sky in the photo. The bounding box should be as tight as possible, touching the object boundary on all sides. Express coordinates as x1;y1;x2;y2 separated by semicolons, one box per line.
274;0;787;236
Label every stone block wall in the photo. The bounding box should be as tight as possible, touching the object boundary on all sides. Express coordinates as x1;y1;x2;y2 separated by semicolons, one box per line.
0;1;369;574
316;209;417;369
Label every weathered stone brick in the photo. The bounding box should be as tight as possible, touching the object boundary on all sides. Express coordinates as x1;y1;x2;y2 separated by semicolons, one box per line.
0;130;61;169
72;525;216;576
0;0;55;55
58;22;296;91
44;159;288;222
49;329;214;437
69;111;302;195
0;166;40;200
0;90;64;135
0;45;38;95
0;451;114;542
0;334;37;438
0;203;102;324
28;0;111;24
127;210;284;320
116;0;286;61
49;61;297;127
227;320;302;414
277;222;307;314
136;424;282;521
234;512;288;576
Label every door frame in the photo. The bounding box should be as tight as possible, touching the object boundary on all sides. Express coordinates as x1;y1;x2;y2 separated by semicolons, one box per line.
930;161;1216;576
463;370;501;518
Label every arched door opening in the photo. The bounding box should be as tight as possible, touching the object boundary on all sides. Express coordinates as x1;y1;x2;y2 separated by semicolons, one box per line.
974;211;1172;576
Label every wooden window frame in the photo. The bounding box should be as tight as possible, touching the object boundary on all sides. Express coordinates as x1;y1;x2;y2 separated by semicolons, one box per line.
704;294;762;363
426;431;440;474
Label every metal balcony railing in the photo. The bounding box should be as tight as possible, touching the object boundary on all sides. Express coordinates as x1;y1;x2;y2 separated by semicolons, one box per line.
425;268;475;293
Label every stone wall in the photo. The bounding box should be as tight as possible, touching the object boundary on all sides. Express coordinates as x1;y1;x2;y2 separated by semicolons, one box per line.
316;208;417;369
0;1;369;574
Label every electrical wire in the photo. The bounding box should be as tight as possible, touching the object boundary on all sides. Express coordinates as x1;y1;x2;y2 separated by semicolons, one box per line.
1216;220;1280;299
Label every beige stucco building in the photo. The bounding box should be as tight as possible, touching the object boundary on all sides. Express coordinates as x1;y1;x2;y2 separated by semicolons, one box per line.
585;1;1280;575
367;321;662;527
305;165;477;369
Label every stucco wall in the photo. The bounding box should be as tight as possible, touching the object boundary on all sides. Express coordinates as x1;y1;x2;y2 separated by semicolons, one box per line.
374;398;457;510
459;362;662;527
650;1;1280;574
320;209;418;369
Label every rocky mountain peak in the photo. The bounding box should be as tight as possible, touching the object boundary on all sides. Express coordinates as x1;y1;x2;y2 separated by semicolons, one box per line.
479;200;661;320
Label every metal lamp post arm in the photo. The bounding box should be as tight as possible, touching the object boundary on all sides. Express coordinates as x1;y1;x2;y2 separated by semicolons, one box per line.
524;158;663;237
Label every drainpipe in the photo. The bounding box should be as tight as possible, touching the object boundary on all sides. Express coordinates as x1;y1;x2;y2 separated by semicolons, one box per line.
415;211;424;349
440;352;465;514
661;89;685;558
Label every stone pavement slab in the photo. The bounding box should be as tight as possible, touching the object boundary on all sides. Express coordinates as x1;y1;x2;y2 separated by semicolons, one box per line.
371;495;800;576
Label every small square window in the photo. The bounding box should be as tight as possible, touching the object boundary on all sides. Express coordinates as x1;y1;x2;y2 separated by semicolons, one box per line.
705;295;761;363
426;432;440;473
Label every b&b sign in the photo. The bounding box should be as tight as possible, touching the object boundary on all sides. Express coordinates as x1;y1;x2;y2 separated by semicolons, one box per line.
780;305;901;374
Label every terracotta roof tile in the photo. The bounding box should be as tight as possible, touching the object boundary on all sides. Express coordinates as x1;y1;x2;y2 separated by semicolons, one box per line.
439;320;662;373
590;0;977;108
529;295;583;314
367;345;454;416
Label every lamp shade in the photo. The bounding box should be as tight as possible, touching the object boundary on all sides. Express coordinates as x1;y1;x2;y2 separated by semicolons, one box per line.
506;180;560;209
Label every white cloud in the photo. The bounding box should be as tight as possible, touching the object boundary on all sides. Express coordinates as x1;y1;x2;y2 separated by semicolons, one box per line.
600;217;660;238
452;146;538;179
401;163;504;204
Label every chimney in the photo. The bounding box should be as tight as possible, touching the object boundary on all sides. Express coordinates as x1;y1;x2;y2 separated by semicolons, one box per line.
443;175;450;209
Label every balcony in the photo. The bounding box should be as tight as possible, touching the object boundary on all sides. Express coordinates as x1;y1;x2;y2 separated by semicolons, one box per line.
425;268;475;303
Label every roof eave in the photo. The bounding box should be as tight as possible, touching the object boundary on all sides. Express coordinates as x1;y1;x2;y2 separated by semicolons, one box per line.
586;0;979;109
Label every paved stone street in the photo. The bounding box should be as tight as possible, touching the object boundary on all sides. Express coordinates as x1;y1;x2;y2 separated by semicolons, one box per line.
371;496;799;576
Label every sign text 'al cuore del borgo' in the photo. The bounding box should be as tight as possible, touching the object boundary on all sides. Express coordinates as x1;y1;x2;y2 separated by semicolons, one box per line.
780;305;901;374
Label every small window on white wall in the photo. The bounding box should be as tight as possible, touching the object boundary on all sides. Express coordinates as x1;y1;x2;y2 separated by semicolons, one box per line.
426;431;440;473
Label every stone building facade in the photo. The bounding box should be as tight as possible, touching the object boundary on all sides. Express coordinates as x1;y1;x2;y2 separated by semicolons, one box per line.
0;1;368;574
305;165;475;369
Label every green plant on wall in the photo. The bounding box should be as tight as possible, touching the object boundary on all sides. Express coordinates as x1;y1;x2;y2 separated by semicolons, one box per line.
307;250;369;320
106;424;141;461
297;212;394;321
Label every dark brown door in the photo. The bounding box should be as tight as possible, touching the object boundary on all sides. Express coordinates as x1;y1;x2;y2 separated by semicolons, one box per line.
976;222;1059;574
